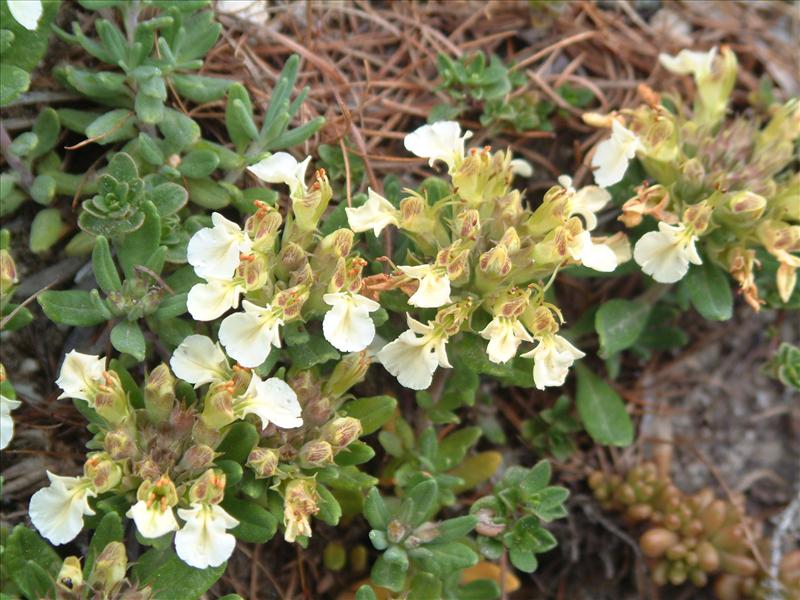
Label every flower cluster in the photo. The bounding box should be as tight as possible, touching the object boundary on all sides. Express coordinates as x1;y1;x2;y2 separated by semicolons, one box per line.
587;47;799;307
347;121;627;390
28;345;366;569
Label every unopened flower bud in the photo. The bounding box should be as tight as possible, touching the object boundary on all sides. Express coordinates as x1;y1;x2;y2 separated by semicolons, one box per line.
192;418;223;448
680;157;706;189
189;469;226;505
279;242;307;272
299;439;334;468
84;452;122;494
304;395;333;425
178;444;216;472
478;245;512;278
89;542;127;594
322;417;362;449
526;305;559;337
408;521;440;546
318;228;354;259
0;249;17;296
143;364;175;424
238;253;270;290
57;556;83;594
387;518;407;544
455;209;480;239
273;285;309;320
94;370;130;425
474;508;505;537
245;203;282;251
247;447;280;479
682;202;713;235
201;382;235;430
134;456;162;481
323;351;370;398
398;194;437;236
104;427;137;460
725;191;767;224
499;227;521;254
292;168;332;231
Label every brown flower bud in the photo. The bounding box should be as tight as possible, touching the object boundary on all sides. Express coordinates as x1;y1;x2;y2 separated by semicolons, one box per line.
299;440;334;468
89;542;127;594
143;364;176;424
84;453;122;494
247;447;280;479
322;417;362;449
189;469;226;505
104;428;137;460
178;444;216;472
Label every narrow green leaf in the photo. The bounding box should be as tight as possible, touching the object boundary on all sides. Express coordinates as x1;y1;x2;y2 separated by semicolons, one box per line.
117;200;161;279
92;235;122;293
342;395;397;435
29;208;64;253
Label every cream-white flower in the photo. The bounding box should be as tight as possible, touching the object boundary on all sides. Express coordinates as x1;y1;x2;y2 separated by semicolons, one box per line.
170;335;230;388
569;231;618;272
377;316;451;390
479;317;533;364
218;300;283;368
175;503;239;569
633;222;702;283
1;394;21;450
29;472;96;545
187;212;252;280
399;264;451;308
55;351;106;402
403;121;472;172
521;335;585;390
8;0;43;30
591;120;642;188
345;188;400;236
186;278;244;321
322;292;380;352
235;374;302;430
247;152;311;197
127;500;178;539
659;47;717;80
216;0;269;25
559;175;611;231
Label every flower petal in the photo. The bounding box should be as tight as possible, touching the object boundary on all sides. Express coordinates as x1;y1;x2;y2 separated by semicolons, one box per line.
170;335;229;387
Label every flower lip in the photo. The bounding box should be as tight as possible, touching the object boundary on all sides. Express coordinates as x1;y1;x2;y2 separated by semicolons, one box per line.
174;503;239;569
8;0;43;30
29;471;96;545
403;121;473;172
322;292;380;352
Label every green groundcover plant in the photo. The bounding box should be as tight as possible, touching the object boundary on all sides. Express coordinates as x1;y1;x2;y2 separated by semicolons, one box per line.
0;2;798;599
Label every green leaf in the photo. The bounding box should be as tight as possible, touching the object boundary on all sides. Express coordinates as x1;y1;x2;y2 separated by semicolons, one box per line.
29;208;64;253
132;546;225;597
355;585;378;600
39;290;109;326
409;541;478;576
225;84;255;153
0;64;29;106
435;515;478;543
316;484;342;526
363;487;390;530
179;149;220;178
84;512;123;578
4;525;61;599
509;546;538;572
686;260;733;321
186;178;231;209
92;236;122;293
342;395;397;435
30;174;56;205
217;459;243;488
171;73;234;103
371;546;409;593
218;422;259;464
221;496;277;543
159;109;200;153
286;334;340;369
334;441;375;466
521;460;551;495
150;182;188;216
409;573;442;600
86;109;136;145
406;478;438;527
458;579;501;600
31;108;60;158
595;299;651;356
575;364;633;447
111;320;146;360
117;200;161;279
153;293;187;319
17;561;56;600
435;427;481;470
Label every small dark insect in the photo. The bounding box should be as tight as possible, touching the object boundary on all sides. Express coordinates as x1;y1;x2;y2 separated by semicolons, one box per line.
61;577;73;590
